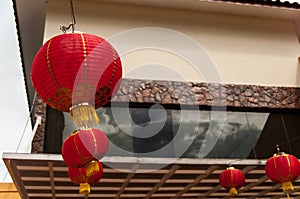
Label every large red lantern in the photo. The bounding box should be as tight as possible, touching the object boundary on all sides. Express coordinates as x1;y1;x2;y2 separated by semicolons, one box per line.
31;33;122;128
219;167;245;196
68;161;103;195
265;149;300;198
62;128;109;176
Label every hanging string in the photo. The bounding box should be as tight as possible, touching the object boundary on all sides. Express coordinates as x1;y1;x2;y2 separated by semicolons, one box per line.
280;113;293;154
59;0;76;33
70;0;76;33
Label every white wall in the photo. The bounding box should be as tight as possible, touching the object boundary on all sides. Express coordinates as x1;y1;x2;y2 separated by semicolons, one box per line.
44;0;300;87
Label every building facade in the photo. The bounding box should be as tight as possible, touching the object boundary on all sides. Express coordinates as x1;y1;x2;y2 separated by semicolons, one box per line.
5;0;300;198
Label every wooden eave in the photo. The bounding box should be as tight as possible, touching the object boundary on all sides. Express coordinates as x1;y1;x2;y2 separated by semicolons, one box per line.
3;153;300;199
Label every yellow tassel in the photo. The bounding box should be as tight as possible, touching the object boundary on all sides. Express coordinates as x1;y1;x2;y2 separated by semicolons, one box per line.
229;187;238;196
282;181;294;194
86;160;99;177
70;103;99;129
287;193;291;199
79;182;90;195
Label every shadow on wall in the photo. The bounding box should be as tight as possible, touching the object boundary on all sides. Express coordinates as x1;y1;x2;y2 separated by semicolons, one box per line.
296;59;300;86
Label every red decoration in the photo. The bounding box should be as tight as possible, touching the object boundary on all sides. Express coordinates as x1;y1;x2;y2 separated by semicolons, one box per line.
265;151;300;197
31;33;122;112
68;161;103;194
219;167;245;196
62;128;109;176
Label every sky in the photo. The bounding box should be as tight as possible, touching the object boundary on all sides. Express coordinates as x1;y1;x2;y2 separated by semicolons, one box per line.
0;1;32;182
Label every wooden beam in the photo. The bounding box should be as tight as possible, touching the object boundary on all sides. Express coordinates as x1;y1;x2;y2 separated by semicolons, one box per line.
3;159;29;199
8;154;291;199
200;184;222;198
0;183;18;192
48;161;56;199
0;183;21;199
144;165;180;199
174;165;219;199
247;184;281;199
221;175;269;199
115;163;140;199
196;165;258;199
199;165;256;198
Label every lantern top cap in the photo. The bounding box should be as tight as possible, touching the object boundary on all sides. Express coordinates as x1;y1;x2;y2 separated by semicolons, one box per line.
60;31;84;35
71;128;93;135
227;166;235;170
273;152;288;157
70;102;92;111
273;144;287;157
71;130;79;135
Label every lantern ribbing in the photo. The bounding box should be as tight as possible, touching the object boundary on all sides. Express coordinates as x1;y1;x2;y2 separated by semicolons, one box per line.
31;33;122;129
219;167;245;196
265;151;300;198
68;161;103;195
62;128;109;172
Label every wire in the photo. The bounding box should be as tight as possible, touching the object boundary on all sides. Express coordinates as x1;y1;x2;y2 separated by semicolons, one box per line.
2;92;38;181
245;112;257;160
15;92;37;152
280;113;293;153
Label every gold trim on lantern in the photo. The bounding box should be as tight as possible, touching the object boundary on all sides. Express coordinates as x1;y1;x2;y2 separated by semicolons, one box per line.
229;187;238;196
80;33;87;81
70;102;99;129
89;128;98;155
108;44;117;87
46;39;59;88
79;182;90;195
282;181;294;193
86;160;99;177
73;131;84;161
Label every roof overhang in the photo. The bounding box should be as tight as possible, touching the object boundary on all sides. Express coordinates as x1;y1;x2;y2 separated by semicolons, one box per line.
12;0;47;114
96;0;300;21
4;153;300;199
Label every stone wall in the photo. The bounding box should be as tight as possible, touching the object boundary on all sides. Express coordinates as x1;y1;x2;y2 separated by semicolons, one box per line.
31;96;46;153
114;79;300;109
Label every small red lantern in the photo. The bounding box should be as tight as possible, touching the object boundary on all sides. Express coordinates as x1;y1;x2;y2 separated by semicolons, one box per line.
219;167;245;196
68;161;103;195
62;128;109;176
31;33;122;128
265;147;300;198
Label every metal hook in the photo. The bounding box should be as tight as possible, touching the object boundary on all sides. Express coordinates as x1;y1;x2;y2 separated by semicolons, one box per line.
59;0;76;33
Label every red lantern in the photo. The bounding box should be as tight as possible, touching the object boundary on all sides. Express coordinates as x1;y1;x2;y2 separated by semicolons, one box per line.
68;161;103;194
31;33;122;128
265;151;300;197
62;128;109;176
219;167;245;196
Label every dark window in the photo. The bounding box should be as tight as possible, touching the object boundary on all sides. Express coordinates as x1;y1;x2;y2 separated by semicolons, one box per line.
45;104;300;159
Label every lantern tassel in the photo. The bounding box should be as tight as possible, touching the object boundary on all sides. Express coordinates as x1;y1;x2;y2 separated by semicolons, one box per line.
86;160;100;177
287;193;290;199
70;103;99;129
229;188;238;196
79;182;90;195
282;181;294;194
